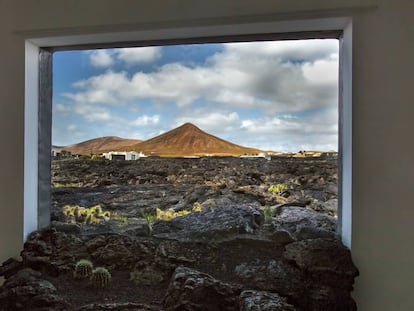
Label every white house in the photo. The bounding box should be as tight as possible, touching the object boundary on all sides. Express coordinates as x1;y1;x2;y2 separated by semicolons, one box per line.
102;151;147;161
240;153;271;161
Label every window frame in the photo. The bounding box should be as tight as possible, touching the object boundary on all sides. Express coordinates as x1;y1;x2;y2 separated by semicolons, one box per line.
25;17;353;246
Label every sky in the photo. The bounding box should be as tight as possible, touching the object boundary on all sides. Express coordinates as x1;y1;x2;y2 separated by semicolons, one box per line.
52;39;339;152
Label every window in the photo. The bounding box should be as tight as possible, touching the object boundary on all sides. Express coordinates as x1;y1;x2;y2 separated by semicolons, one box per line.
50;39;340;232
25;17;352;246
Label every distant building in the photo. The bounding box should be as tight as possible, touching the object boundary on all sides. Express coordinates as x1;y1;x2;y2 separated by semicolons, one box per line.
321;151;338;159
292;150;324;158
102;151;147;160
240;152;271;161
51;149;75;159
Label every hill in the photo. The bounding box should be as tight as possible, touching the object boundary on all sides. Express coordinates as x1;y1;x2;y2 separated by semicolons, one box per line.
125;123;262;157
53;136;142;155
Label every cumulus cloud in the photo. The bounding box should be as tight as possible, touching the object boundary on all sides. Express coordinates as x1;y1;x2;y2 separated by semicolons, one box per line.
172;107;337;152
131;114;160;126
237;108;338;152
216;40;338;64
68;39;338;114
116;47;162;65
67;71;130;104
174;111;240;133
56;40;339;150
73;104;112;122
54;103;70;112
89;50;114;68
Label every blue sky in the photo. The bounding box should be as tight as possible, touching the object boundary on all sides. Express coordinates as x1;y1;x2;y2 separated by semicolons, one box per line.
53;39;339;152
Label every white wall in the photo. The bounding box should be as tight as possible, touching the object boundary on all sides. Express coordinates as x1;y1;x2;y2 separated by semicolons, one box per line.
0;0;413;309
352;1;414;309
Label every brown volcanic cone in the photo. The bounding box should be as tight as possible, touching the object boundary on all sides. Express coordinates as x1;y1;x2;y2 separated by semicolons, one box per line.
54;136;142;155
128;123;262;157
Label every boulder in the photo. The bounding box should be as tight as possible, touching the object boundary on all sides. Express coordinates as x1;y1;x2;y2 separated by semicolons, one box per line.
283;238;359;281
283;238;359;310
163;266;242;311
152;204;263;242
272;206;337;240
0;268;70;311
239;290;296;311
234;260;305;299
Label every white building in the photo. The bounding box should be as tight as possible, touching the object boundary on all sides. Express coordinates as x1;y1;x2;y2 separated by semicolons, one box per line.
102;151;147;161
240;152;271;161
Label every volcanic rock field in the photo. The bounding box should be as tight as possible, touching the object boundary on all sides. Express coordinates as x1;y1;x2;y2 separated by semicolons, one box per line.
0;156;359;311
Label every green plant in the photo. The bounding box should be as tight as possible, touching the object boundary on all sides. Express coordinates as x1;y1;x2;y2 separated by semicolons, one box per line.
268;183;288;195
90;267;111;288
143;212;157;236
73;259;93;280
143;212;157;225
261;205;282;223
262;205;273;223
53;182;82;188
192;201;202;212
62;204;111;224
117;215;129;224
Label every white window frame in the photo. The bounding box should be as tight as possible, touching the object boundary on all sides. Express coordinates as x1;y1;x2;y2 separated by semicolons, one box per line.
24;17;353;246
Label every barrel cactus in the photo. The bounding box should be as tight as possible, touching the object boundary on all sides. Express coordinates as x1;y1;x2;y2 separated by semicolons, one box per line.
73;259;93;279
91;267;111;288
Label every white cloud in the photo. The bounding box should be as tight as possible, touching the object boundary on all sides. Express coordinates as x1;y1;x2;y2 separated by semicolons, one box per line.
116;47;162;65
68;71;130;104
65;124;86;138
237;108;338;152
131;114;160;126
55;103;70;112
174;111;240;133
73;104;112;122
56;40;339;151
66;39;338;114
89;50;114;68
66;124;77;131
303;59;338;85
172;107;337;152
217;39;338;64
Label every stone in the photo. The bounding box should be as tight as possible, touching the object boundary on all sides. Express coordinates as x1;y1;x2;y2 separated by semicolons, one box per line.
234;260;305;299
152;204;263;242
130;265;165;285
90;237;135;268
239;290;296;311
283;238;359;280
163;266;242;311
283;238;358;310
76;302;160;311
0;257;23;278
51;221;82;234
0;268;70;311
318;198;338;214
272;206;336;240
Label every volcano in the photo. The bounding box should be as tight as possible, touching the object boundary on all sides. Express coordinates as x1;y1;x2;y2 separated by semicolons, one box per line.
127;123;262;157
53;136;142;155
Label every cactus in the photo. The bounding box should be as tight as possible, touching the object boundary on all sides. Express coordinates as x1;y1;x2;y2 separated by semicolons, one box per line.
73;259;93;279
90;267;111;288
268;183;288;195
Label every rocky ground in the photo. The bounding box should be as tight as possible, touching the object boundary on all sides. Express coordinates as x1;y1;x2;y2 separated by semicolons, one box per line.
0;156;359;311
51;157;338;224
